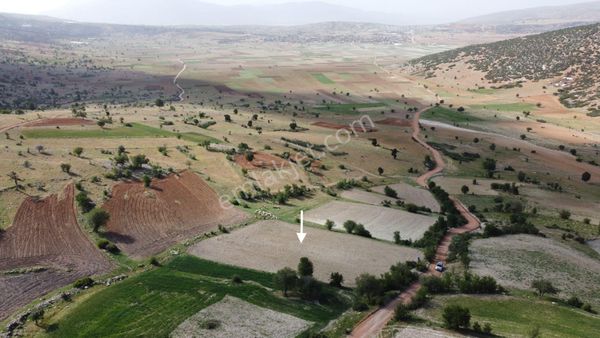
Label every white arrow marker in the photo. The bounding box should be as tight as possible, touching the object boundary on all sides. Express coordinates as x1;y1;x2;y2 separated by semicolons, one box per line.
297;210;307;243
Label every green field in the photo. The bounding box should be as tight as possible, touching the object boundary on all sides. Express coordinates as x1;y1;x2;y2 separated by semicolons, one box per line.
425;295;600;338
47;256;348;337
470;102;536;112
312;73;335;84
316;102;386;115
468;88;496;95
422;107;483;124
21;123;218;144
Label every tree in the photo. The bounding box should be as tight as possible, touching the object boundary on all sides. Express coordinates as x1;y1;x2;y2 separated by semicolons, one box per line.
394;304;411;321
88;208;110;232
224;114;232;122
442;304;471;330
298;276;322;300
329;272;343;287
130;154;149;169
60;163;71;174
531;279;558;296
289;122;297;130
482;158;497;172
343;220;357;233
35;145;44;153
384;186;398;198
461;185;469;194
559;209;571;220
30;308;44;326
97;120;106;128
582;171;591;182
377;167;384;175
355;273;383;304
518;171;527;182
73;147;84;157
298;257;314;277
142;175;151;188
325;219;335;230
274;267;298;297
391;148;399;159
394;231;401;244
7;171;22;189
245;151;254;162
155;99;165;107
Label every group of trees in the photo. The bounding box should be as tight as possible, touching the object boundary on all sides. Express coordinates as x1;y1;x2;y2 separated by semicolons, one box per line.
342;220;372;238
354;262;418;306
422;271;502;295
274;257;340;301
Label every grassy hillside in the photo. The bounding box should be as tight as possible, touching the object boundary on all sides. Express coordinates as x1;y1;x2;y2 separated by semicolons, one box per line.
410;24;600;112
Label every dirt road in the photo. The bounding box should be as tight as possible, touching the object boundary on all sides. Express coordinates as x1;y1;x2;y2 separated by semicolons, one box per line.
349;109;481;338
174;59;187;102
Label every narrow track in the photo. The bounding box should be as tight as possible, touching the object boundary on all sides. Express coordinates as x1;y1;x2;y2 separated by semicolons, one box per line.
173;59;187;102
349;109;481;338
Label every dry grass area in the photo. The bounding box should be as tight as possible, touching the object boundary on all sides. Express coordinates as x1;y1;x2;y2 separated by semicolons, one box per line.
102;170;248;258
372;183;440;212
431;177;506;196
304;201;436;241
189;220;422;285
170;295;312;338
470;235;600;306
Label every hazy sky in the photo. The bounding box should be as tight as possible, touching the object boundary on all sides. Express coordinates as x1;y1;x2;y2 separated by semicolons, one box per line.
0;0;594;23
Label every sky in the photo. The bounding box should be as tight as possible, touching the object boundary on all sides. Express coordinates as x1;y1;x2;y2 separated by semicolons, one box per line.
0;0;594;23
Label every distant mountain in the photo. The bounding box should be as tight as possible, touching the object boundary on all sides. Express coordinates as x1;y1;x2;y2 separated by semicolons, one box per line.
460;1;600;25
45;0;408;26
409;23;600;114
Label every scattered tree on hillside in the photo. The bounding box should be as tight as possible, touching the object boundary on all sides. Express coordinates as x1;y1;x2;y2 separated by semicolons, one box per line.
442;305;471;330
7;171;22;189
60;163;71;174
298;257;314;277
582;171;591;182
155;99;165;107
377;167;384;175
329;272;343;287
461;185;469;194
531;279;559;297
88;208;110;232
30;308;44;326
274;267;298;297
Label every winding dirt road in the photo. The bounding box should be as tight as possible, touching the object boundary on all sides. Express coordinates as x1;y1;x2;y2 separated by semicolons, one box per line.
349;109;481;338
174;59;187;102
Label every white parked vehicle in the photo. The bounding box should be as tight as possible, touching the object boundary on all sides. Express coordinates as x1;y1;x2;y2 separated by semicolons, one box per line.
435;261;445;272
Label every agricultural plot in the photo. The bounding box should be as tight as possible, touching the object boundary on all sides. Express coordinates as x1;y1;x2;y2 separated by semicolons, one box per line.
47;256;347;337
171;296;312;338
372;183;440;212
421;107;483;124
102;170;248;258
340;189;391;206
470;235;600;307
0;184;113;320
431;177;506;196
189;220;422;285
304;201;437;241
421;295;600;338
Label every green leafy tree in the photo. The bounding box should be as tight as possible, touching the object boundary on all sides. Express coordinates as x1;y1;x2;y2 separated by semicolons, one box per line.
355;273;383;305
73;147;84;157
298;257;314;277
531;279;559;296
329;272;343;287
88;208;110;232
442;304;471;330
274;267;298;297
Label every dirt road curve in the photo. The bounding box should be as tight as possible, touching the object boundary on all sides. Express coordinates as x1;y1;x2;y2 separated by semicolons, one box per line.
174;59;187;102
349;109;481;338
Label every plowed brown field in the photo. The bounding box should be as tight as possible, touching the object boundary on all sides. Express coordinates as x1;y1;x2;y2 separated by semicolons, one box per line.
233;152;290;170
0;184;113;320
102;170;248;258
23;118;95;127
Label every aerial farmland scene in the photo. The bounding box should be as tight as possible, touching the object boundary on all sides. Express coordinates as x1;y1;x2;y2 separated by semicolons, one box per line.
1;0;600;337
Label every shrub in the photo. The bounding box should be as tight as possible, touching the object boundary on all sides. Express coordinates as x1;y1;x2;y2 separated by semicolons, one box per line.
383;186;398;198
566;296;583;308
329;272;343;287
73;277;94;289
394;304;411;321
483;323;493;334
200;319;220;330
231;275;243;284
325;219;335;230
298;257;314;277
559;209;571;220
88;208;110;232
531;279;559;296
149;257;160;266
442;304;471;330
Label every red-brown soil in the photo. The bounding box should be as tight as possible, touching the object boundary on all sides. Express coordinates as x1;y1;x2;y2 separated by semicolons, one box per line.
312;121;376;132
234;152;290;170
377;117;412;127
23;118;95;127
102;170;248;258
0;184;113;320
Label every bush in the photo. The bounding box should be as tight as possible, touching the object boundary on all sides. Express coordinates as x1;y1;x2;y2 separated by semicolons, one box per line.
384;186;398;198
88;208;110;232
231;275;243;284
200;319;220;330
483;322;493;334
566;296;583;308
73;277;95;289
394;304;411;321
352;300;368;312
298;257;314;277
329;272;343;287
325;219;335;230
442;304;471;330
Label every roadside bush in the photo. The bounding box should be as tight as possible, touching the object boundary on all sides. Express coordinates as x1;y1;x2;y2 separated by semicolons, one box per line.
394;304;411;321
442;304;471;330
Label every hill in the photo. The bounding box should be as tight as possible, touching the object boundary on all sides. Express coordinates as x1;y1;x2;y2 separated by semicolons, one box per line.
45;0;407;26
409;23;600;113
460;1;600;25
